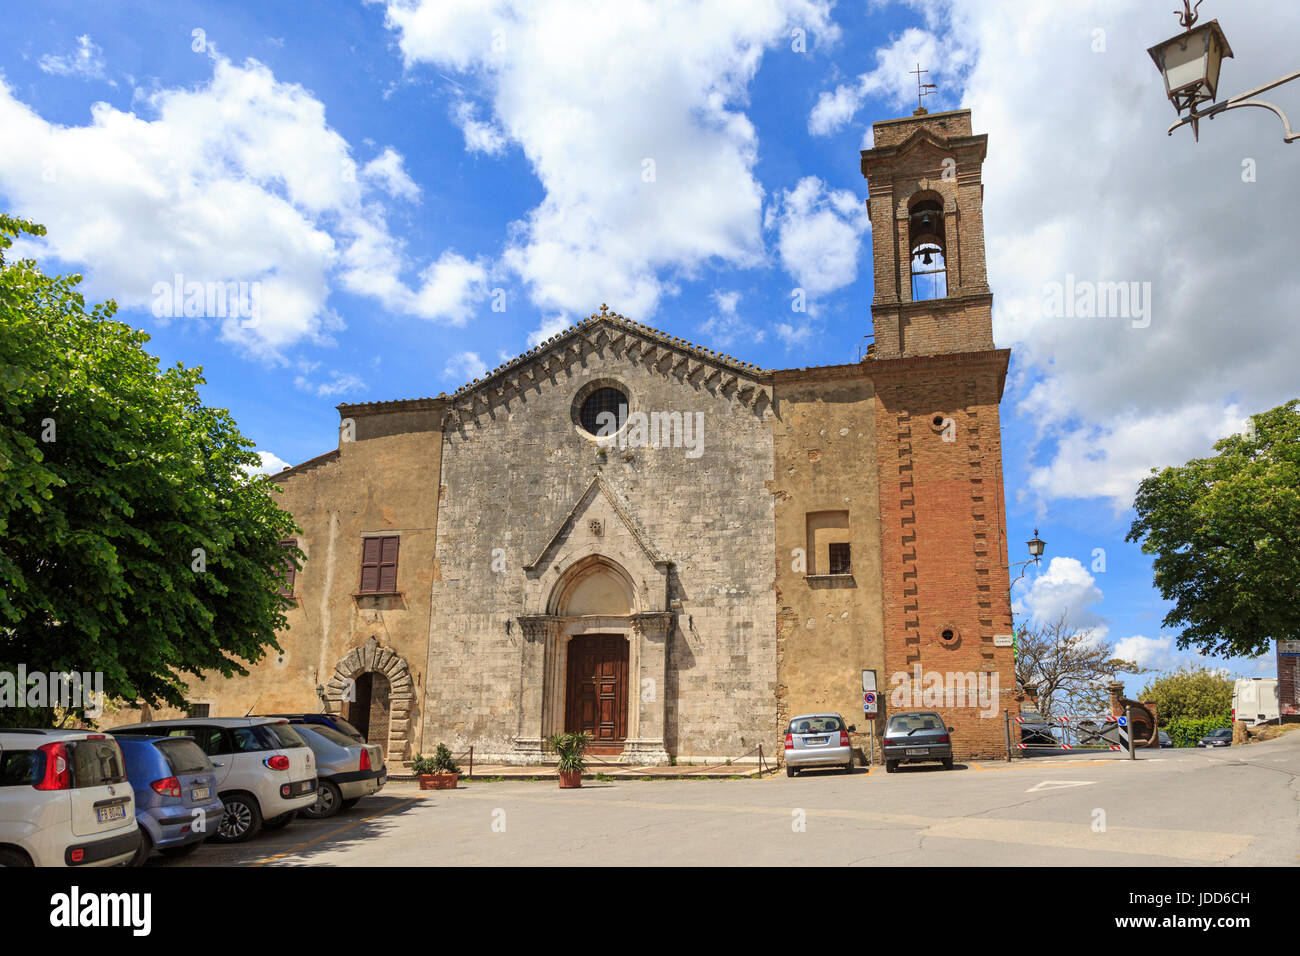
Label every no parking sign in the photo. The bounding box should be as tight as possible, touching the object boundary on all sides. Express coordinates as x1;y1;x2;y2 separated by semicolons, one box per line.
863;691;877;716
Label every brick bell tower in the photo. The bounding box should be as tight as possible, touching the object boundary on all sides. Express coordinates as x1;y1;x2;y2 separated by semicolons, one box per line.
861;107;1017;759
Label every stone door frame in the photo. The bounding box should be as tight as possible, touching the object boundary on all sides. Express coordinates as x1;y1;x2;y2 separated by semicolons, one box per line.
324;636;415;764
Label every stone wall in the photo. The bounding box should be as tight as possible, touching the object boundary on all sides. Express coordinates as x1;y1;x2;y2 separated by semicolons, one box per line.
428;321;777;761
771;365;886;755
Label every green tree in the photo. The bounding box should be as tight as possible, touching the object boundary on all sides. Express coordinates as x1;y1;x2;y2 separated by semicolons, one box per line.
0;214;300;726
1139;665;1233;725
1127;400;1300;658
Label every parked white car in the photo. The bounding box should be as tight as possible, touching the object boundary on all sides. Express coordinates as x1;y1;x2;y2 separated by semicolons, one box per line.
0;729;140;867
110;717;316;843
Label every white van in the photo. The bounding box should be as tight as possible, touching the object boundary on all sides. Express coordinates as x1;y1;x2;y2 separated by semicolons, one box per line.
111;717;316;843
0;729;140;867
1233;678;1279;725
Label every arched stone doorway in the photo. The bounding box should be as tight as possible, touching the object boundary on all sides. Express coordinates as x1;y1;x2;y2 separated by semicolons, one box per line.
324;636;415;764
516;555;673;764
347;671;391;745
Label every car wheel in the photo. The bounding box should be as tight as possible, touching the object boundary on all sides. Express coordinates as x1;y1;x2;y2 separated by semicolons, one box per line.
885;760;897;773
786;765;797;778
129;829;153;867
842;760;853;774
304;781;342;819
214;794;263;843
340;797;362;811
942;758;954;770
159;841;202;859
0;847;32;867
262;810;298;830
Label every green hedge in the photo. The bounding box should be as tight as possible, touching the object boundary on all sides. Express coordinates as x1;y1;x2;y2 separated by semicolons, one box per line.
1162;713;1232;748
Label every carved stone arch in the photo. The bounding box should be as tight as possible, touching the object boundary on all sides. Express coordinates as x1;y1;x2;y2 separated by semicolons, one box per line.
324;636;415;763
546;553;641;617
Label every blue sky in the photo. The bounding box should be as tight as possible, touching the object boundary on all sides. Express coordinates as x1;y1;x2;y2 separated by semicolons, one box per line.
5;1;1297;687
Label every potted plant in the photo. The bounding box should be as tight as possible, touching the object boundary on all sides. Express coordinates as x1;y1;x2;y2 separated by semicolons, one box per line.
412;743;460;790
546;732;591;789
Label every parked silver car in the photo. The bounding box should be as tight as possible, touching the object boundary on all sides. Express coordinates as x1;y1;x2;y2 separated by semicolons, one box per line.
784;713;855;777
290;723;386;818
882;710;954;772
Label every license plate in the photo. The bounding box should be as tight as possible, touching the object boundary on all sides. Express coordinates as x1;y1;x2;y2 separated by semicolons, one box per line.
96;805;127;824
806;737;826;745
191;787;210;801
906;748;928;756
302;780;315;792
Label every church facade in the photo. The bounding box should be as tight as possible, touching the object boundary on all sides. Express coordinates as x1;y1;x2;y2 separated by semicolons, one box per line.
149;107;1019;765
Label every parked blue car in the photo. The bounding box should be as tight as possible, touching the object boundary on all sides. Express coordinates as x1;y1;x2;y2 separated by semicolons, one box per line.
115;734;225;865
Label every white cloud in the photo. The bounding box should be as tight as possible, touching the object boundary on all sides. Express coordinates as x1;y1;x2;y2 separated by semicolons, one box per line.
452;100;507;156
880;1;1300;510
0;56;486;360
443;350;489;384
245;450;292;475
361;146;421;201
697;289;765;350
766;175;869;300
39;35;108;82
807;25;967;136
1113;634;1181;672
1013;556;1105;636
294;369;366;398
377;0;839;322
776;320;814;348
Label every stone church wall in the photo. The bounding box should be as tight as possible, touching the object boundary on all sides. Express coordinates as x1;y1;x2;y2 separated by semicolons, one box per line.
428;333;777;761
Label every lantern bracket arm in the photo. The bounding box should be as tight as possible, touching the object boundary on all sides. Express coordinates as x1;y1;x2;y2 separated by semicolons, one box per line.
1166;67;1300;143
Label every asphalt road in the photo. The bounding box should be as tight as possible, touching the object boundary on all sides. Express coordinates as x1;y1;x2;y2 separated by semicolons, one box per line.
157;733;1299;866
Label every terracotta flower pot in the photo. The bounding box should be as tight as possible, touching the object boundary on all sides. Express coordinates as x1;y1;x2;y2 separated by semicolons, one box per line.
419;772;458;790
558;769;583;789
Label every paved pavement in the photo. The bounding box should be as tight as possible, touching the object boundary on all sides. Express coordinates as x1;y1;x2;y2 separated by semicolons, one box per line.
158;733;1299;866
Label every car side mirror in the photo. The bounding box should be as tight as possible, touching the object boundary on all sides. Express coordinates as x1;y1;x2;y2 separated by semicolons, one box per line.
947;727;954;733
848;725;857;732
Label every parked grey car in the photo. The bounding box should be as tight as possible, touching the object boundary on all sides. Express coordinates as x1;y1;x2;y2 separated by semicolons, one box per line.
784;713;855;777
290;723;386;818
882;710;954;772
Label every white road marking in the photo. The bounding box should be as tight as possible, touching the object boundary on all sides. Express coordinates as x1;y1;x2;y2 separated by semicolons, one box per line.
1026;780;1097;792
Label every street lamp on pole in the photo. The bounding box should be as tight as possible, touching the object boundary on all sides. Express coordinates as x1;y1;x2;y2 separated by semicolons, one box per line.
1009;528;1046;591
1148;2;1299;143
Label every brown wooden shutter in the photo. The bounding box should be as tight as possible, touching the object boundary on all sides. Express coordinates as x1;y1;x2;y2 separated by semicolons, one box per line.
359;536;399;593
280;539;298;597
379;536;399;593
359;537;383;593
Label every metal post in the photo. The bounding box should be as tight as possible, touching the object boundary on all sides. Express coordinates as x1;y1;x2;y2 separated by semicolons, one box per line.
868;725;874;769
469;746;474;779
758;743;764;776
1004;709;1012;761
1125;705;1136;761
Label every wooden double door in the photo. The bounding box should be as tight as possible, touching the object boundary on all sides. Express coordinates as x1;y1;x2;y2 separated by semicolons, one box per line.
564;635;629;744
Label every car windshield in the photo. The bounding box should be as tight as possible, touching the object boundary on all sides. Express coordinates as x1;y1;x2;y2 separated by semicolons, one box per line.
331;717;364;740
67;738;128;787
157;738;211;775
257;723;307;749
788;716;842;735
887;714;944;735
297;725;358;748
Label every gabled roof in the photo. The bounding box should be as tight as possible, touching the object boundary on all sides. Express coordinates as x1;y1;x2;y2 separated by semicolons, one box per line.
446;303;767;400
440;304;775;428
